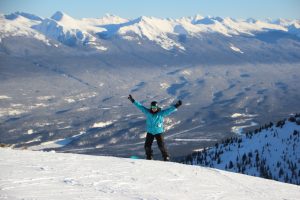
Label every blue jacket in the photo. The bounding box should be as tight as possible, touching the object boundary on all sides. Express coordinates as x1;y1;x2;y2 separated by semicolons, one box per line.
133;100;177;135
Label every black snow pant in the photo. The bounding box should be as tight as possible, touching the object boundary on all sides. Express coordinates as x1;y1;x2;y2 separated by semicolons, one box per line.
144;132;169;160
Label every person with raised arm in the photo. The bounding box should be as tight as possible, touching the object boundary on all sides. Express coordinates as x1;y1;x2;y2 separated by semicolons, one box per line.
128;94;182;161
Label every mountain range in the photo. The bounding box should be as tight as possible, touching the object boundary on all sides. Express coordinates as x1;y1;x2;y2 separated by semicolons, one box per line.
1;11;300;64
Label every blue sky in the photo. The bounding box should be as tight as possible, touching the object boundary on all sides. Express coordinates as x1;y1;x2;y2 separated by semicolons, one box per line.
0;0;299;19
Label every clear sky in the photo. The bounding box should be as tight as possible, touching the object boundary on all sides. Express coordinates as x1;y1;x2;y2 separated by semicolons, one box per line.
0;0;299;20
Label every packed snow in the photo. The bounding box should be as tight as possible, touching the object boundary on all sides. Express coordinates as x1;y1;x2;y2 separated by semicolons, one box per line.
0;148;299;200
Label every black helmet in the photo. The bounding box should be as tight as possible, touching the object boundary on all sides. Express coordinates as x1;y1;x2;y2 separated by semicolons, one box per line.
151;101;158;107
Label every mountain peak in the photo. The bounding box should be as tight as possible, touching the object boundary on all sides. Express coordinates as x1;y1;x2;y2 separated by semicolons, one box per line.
191;14;204;23
92;13;129;25
51;11;73;21
4;12;43;21
246;18;257;23
137;16;152;22
212;16;224;22
133;16;167;25
103;13;118;18
193;16;218;25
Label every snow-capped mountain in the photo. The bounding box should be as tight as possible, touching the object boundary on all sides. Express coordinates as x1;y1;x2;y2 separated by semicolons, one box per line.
1;11;300;63
1;148;300;200
181;115;300;185
4;11;43;21
288;23;300;37
31;11;107;49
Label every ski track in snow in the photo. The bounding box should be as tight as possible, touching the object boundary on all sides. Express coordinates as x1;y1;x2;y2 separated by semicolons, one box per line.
0;148;299;200
165;124;204;139
33;62;99;90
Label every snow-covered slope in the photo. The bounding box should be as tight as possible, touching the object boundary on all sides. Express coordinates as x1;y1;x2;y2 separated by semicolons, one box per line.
0;12;50;44
32;11;106;49
0;148;299;200
182;116;300;185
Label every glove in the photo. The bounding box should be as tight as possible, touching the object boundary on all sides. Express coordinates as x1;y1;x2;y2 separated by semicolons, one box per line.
128;94;135;103
174;100;182;108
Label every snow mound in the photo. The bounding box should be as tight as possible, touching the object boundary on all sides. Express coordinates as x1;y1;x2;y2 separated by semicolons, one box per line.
231;113;257;118
0;148;299;200
92;121;113;128
230;44;244;54
0;95;11;100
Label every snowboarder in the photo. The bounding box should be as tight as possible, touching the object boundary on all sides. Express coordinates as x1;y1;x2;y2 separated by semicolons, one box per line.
128;94;182;161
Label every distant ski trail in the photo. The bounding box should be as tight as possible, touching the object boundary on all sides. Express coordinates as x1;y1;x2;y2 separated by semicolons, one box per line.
165;124;204;139
33;61;98;89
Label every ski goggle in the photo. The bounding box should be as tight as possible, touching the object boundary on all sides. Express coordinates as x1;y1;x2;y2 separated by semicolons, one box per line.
151;106;158;109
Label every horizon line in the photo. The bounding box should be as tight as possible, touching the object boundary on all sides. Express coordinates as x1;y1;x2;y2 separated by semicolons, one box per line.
2;10;300;21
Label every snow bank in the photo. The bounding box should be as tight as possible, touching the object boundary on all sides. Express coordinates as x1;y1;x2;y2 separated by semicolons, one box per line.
92;121;113;128
231;113;257;118
37;96;55;101
0;108;25;117
231;122;258;135
0;95;11;100
230;44;244;54
0;148;299;200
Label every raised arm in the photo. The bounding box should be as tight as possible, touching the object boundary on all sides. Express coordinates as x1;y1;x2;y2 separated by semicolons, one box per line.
161;100;182;117
128;94;149;115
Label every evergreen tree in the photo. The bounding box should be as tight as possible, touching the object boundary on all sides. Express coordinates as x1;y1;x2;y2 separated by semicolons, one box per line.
228;161;233;169
242;153;247;164
256;152;260;163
